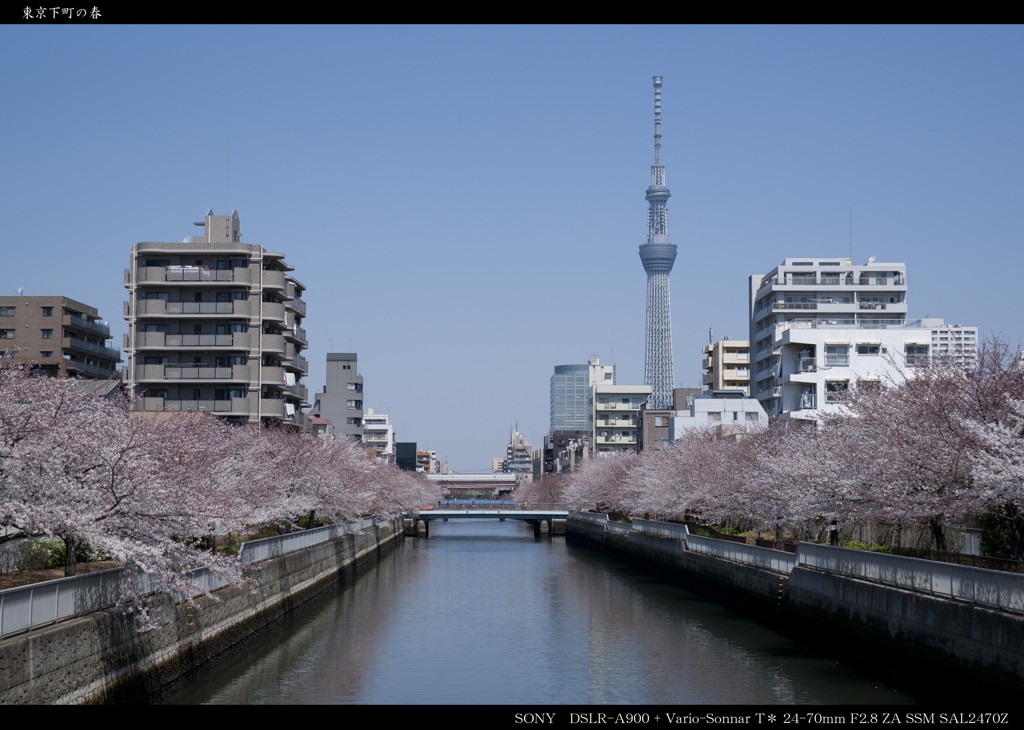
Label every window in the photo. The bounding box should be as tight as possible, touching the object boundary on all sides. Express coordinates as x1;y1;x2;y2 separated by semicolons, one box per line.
0;306;15;316
654;417;665;427
41;329;53;339
0;329;13;339
858;380;882;394
216;291;247;302
856;344;880;356
40;350;53;358
825;381;849;403
825;344;849;366
906;344;929;366
745;412;758;422
707;412;722;421
144;291;170;301
346;399;362;408
41;307;53;317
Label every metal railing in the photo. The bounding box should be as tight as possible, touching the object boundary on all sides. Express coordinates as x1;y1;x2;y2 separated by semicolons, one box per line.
685;534;797;574
0;519;380;639
631;519;689;541
796;544;1024;614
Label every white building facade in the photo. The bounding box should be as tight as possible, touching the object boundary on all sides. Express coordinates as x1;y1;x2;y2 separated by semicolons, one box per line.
749;258;976;420
592;384;652;454
670;391;768;439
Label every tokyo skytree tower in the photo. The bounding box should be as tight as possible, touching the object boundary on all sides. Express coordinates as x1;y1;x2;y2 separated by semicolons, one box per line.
639;75;677;409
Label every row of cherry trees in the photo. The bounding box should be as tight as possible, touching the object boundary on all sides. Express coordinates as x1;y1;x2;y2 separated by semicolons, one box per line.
0;358;436;610
552;342;1024;556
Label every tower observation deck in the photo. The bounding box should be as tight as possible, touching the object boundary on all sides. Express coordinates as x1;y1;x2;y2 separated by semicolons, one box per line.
639;75;677;409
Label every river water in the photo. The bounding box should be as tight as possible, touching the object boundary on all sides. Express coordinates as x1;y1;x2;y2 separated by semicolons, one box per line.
163;519;916;705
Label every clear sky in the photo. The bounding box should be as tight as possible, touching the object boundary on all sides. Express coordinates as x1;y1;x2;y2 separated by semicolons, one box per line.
2;24;1022;472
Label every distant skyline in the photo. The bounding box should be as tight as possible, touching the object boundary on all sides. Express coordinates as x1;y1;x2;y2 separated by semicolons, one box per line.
2;24;1022;471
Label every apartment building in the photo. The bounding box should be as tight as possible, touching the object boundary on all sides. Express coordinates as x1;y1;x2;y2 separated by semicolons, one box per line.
749;258;975;420
702;338;750;395
0;296;120;378
362;409;395;461
592;383;652;454
123;210;309;428
311;352;363;440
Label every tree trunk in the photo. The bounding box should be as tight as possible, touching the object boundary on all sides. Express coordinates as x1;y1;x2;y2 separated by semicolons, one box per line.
928;517;947;553
64;537;80;577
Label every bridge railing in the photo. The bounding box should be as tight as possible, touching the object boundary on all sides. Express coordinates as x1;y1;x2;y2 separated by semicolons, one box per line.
0;518;380;639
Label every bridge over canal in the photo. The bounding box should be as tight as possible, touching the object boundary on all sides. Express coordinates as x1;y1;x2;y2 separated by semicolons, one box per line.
410;503;568;537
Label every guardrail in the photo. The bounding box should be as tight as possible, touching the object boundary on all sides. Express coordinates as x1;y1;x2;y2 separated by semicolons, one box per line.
0;518;381;639
584;515;1024;612
796;544;1024;614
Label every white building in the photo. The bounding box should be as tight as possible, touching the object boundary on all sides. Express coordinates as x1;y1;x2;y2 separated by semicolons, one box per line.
749;258;976;420
549;358;615;432
362;408;395;461
592;384;652;454
670;391;768;439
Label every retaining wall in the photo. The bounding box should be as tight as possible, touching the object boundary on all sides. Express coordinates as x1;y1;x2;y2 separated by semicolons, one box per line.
567;516;1024;694
0;519;402;704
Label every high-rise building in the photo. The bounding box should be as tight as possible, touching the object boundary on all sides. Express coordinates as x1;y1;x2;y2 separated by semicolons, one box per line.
124;210;310;428
702;339;750;395
312;352;363;440
502;430;533;473
639;76;677;409
749;257;976;420
0;296;120;379
549;358;615;432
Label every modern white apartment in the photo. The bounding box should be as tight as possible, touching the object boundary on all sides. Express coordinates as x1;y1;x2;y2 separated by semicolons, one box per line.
362;409;395;461
124;210;309;428
592;383;652;453
670;391;768;439
702;338;750;395
749;258;976;420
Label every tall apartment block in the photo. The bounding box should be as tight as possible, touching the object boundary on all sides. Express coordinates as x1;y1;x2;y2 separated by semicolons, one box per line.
0;296;120;378
312;353;363;440
749;257;976;420
123;210;310;428
362;409;395;461
702;338;750;395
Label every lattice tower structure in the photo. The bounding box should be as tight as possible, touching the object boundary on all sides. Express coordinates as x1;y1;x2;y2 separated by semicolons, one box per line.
638;75;677;409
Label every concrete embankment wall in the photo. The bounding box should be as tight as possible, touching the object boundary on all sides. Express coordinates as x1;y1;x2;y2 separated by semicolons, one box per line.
568;517;1024;695
0;519;403;704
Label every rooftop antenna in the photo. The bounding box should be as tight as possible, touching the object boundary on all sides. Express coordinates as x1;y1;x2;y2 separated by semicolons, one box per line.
849;206;853;260
709;325;713;345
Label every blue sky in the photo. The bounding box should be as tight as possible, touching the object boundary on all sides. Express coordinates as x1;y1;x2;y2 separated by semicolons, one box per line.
2;24;1022;471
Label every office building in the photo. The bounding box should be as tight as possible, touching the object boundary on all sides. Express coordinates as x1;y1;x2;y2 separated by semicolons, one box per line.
550;358;615;432
312;352;363;440
639;76;677;409
0;296;120;378
124;210;309;427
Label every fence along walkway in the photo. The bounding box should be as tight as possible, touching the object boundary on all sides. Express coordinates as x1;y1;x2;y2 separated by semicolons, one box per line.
571;512;1024;615
0;518;379;639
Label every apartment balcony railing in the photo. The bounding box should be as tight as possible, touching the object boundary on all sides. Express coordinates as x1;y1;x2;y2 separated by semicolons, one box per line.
286;297;307;317
859;301;888;310
67;314;110;337
65;360;119;379
799;393;817;409
773;302;818;310
261;269;287;290
798;357;817;373
65;337;121;362
137;364;251;381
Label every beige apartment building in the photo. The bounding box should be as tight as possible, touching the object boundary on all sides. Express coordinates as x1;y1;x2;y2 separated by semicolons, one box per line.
123;210;309;428
0;296;120;378
702;338;750;395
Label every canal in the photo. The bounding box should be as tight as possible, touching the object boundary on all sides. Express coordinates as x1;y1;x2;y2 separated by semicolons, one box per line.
162;519;916;705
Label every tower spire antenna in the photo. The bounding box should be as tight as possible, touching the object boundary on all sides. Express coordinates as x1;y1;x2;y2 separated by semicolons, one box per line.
638;75;677;409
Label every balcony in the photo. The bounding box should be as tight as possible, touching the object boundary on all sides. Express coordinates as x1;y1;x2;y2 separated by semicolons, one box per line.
859;301;888;310
135;364;252;381
65;360;119;379
67;314;110;337
65;337;121;363
261;269;287;290
284;325;307;347
286;297;307;317
773;301;818;310
798;357;817;373
799;393;817;409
